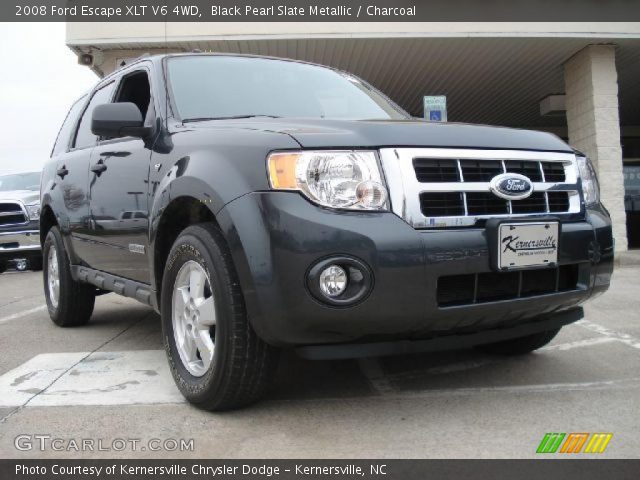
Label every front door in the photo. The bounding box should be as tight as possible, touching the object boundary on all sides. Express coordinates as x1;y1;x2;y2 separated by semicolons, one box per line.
85;68;155;283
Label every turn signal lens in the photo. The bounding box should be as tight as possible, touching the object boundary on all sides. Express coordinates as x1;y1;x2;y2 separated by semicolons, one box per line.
577;156;600;206
267;151;388;210
267;153;299;189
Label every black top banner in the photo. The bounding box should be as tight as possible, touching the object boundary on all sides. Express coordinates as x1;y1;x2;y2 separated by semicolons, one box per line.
4;0;640;22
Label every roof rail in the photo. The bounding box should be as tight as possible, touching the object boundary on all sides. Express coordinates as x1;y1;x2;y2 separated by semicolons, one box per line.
115;52;151;71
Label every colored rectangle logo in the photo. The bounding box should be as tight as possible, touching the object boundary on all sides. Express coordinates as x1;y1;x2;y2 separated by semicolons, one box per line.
537;433;612;454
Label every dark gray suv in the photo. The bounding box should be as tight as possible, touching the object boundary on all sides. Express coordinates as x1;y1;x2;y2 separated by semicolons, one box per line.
40;54;613;410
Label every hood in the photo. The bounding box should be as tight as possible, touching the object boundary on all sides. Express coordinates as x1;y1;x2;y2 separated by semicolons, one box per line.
186;118;573;152
0;190;40;205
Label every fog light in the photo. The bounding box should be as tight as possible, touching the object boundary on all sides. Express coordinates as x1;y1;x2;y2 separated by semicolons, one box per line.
319;265;348;298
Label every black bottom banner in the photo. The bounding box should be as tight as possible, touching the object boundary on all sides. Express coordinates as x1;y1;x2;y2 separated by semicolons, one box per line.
2;459;639;480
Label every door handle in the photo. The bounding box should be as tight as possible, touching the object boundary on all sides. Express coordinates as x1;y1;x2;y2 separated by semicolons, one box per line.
56;166;68;179
90;161;107;176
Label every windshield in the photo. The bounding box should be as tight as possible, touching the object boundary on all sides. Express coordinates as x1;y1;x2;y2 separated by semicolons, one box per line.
167;56;408;121
0;172;40;192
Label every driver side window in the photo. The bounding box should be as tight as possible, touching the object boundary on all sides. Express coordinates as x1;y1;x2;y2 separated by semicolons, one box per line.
113;70;152;125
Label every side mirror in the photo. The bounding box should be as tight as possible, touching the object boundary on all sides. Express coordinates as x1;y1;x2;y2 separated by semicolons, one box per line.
91;102;151;139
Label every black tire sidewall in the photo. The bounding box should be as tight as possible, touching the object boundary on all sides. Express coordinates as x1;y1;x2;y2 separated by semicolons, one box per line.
43;227;65;322
42;226;94;327
161;227;232;404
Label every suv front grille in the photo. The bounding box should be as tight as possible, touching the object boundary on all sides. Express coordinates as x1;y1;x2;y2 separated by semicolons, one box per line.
0;202;27;226
380;148;581;228
419;192;465;216
466;192;509;215
548;191;570;212
459;159;503;182
413;158;459;182
437;264;581;307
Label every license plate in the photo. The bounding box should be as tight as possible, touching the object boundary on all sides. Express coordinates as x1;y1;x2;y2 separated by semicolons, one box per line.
498;222;559;269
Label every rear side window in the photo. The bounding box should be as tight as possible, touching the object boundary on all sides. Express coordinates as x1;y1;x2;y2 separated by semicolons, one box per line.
73;82;116;149
51;96;86;156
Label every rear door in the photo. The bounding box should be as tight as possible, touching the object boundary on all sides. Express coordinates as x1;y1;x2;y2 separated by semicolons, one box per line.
54;82;116;264
84;66;156;283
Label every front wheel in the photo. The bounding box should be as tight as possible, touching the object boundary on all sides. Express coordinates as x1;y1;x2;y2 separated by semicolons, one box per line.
43;227;96;327
477;328;561;355
161;223;279;411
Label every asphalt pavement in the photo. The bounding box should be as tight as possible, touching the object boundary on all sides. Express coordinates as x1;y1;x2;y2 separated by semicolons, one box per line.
0;260;638;458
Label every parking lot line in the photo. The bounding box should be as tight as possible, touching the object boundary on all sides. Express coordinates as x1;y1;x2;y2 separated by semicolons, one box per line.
0;352;88;408
540;336;617;351
0;305;46;324
0;350;184;408
576;319;640;349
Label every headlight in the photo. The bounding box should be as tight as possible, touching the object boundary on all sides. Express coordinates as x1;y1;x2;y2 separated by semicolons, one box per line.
267;151;388;210
577;156;600;206
25;204;41;221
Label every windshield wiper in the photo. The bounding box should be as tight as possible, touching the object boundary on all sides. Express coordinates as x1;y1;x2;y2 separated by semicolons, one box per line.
182;115;281;123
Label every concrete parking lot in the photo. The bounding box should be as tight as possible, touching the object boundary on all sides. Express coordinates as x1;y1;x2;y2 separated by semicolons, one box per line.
0;261;638;459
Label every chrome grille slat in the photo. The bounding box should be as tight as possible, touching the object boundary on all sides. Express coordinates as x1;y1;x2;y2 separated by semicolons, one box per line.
379;148;581;229
0;201;29;227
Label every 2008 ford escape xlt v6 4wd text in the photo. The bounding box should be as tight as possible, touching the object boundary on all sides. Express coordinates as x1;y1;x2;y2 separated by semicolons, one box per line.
41;54;613;410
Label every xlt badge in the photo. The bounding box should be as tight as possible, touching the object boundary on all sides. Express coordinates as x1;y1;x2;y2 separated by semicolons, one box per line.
490;173;534;200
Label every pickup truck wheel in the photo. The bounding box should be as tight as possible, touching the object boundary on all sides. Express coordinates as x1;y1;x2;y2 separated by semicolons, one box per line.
161;223;279;411
43;227;95;327
477;327;561;355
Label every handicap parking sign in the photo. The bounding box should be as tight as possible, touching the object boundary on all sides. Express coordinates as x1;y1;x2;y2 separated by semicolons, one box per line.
424;96;447;122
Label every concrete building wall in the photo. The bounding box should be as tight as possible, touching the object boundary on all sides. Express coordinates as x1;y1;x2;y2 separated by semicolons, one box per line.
565;45;628;250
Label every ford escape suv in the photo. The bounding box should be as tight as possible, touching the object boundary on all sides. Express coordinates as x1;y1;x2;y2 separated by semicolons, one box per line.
40;54;613;410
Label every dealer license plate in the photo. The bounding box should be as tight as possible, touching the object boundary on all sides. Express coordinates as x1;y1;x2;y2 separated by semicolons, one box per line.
498;222;559;269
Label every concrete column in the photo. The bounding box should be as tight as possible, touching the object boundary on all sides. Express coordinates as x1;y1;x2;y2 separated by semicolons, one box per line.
564;44;627;251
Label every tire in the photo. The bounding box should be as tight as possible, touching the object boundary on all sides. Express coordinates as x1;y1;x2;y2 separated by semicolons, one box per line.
43;226;96;327
0;262;6;274
161;223;280;411
477;327;561;355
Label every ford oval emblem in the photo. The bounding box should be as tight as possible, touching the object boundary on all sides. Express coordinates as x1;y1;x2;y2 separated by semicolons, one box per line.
489;173;534;200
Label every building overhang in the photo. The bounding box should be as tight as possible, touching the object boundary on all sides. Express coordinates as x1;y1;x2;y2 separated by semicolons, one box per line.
66;22;640;128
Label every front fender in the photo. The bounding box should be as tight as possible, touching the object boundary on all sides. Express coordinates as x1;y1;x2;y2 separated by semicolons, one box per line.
147;126;300;301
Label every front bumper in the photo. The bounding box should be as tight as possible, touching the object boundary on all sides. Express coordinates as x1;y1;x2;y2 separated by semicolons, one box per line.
0;229;41;258
218;192;613;348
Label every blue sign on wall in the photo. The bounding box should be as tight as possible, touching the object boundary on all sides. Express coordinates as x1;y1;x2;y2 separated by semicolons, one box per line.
424;96;447;122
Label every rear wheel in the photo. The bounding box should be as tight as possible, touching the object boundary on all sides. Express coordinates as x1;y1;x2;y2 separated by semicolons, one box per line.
477;328;561;355
43;227;96;327
161;223;279;411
